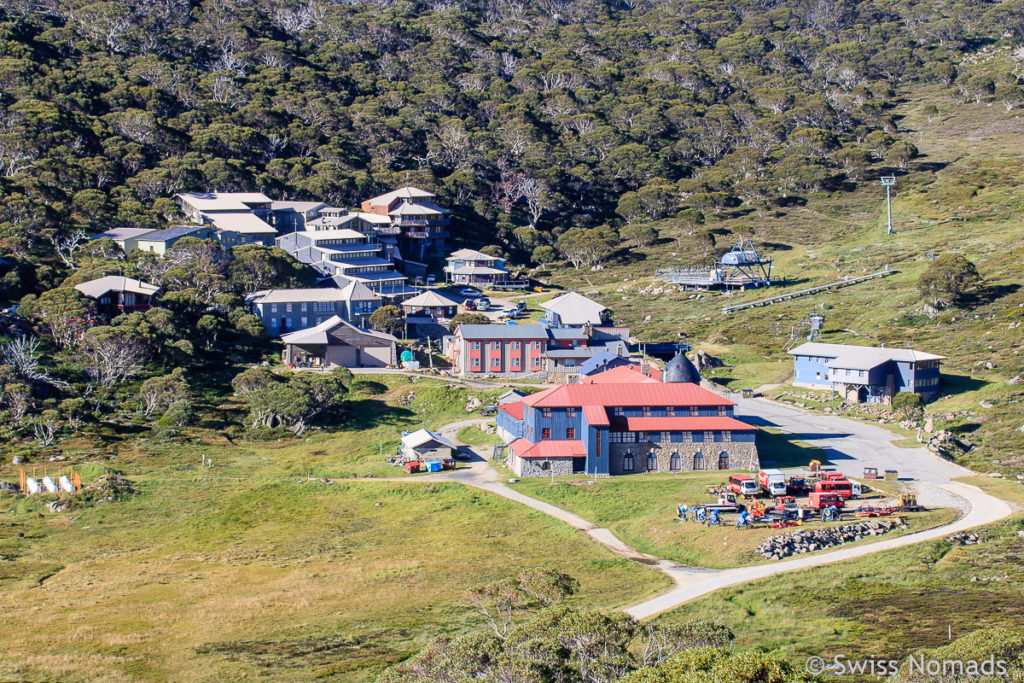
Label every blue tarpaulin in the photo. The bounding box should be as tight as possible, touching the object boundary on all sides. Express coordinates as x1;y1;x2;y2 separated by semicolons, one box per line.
425;460;443;472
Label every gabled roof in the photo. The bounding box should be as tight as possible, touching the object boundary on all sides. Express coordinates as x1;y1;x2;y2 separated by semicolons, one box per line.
177;192;271;211
208;212;277;235
522;382;733;409
271;201;328;213
788;342;945;367
337;279;380;302
498;402;524;420
389;201;448;216
457;323;550;340
138;225;212;242
611;416;756;431
90;228;157;242
448;265;508;276
251;287;368;304
74;276;159;299
401;290;461;308
509;438;586;460
498;389;525;403
366;186;435;205
401;428;456;451
580;365;661;384
541;292;606;325
281;315;397;345
448;248;498;261
303;228;369;241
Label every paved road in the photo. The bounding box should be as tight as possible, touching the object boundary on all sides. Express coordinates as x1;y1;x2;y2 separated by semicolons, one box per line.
358;396;1017;620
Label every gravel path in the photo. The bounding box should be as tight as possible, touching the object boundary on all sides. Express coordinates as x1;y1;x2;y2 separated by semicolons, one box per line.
355;397;1017;619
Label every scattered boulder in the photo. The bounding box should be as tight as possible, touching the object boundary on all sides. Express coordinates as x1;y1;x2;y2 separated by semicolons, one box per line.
464;396;483;412
924;417;934;433
980;400;994;408
11;455;21;465
755;519;905;559
693;350;724;371
947;531;981;545
1008;375;1022;385
0;481;19;492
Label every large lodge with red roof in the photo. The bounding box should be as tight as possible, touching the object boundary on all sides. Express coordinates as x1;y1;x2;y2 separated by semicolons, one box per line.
496;355;760;477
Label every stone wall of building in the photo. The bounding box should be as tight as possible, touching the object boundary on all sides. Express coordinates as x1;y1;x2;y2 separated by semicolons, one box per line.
511;454;575;477
608;442;758;474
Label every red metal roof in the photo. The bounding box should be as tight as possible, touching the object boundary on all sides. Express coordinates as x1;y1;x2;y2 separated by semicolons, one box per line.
522;382;734;409
510;438;586;459
581;365;660;384
611;416;755;431
498;402;523;420
582;404;609;426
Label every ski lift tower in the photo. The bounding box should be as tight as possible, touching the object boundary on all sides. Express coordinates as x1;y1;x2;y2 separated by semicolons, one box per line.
716;239;773;288
880;176;896;235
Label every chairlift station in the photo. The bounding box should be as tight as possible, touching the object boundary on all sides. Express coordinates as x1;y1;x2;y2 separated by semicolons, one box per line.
656;239;774;290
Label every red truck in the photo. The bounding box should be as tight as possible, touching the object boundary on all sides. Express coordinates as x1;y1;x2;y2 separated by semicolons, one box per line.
815;478;856;499
808;491;846;509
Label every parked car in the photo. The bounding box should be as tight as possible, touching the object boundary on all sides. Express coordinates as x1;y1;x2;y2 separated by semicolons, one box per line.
426;274;436;285
464;299;476;311
477;297;491;310
501;307;518;317
516;300;526;312
459;288;481;298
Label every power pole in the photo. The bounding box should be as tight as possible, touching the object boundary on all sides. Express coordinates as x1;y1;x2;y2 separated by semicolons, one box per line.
880;176;896;235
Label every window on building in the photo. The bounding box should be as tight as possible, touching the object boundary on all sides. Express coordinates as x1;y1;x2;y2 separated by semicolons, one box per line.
670;452;681;470
718;452;730;470
300;303;307;312
471;341;480;350
271;304;278;313
690;406;699;416
623;453;634;472
542;408;551;418
532;341;542;349
491;357;501;367
647;452;658;472
613;407;623;416
511;357;521;367
471;358;481;368
665;406;675;417
693;452;705;471
491;341;500;350
270;318;279;329
722;431;731;442
566;428;575;439
660;431;670;443
596;431;601;456
542;428;551;439
301;317;307;327
681;431;692;443
567;407;576;417
816;371;821;379
642;406;651;417
541;461;550;470
511;341;520;350
286;303;293;312
717;406;727;417
705;431;715;442
636;431;647;442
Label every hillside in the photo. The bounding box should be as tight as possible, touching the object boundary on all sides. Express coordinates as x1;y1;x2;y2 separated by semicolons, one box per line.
545;76;1024;475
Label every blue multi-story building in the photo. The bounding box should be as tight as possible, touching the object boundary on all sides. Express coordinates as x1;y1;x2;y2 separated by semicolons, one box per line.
497;355;759;477
788;342;944;404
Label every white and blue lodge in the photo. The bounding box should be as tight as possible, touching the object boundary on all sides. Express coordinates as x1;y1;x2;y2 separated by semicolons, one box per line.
788;342;944;404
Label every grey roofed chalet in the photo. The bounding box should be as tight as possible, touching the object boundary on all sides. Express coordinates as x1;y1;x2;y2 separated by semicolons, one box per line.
280;315;397;346
74;276;160;299
788;342;946;371
540;292;607;326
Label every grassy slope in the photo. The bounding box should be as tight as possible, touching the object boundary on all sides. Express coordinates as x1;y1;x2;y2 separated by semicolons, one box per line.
510;472;956;569
0;375;672;681
544;81;1024;474
655;510;1024;678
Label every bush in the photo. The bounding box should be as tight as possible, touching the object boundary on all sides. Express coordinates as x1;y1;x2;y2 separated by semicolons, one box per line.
892;392;924;420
